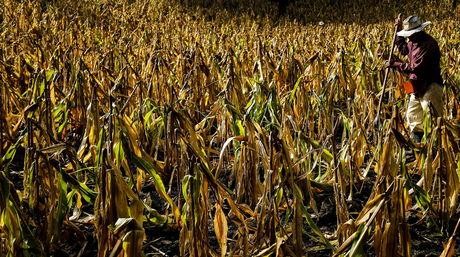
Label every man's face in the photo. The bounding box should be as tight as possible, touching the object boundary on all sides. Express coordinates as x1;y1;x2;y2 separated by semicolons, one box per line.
407;31;422;42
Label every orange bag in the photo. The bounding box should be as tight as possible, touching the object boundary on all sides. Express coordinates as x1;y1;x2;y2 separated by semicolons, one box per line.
402;81;414;94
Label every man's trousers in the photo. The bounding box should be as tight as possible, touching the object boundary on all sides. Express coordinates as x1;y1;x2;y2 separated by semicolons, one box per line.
406;83;443;133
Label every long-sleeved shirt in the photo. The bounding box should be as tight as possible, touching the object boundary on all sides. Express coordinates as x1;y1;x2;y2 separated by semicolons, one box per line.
394;31;443;96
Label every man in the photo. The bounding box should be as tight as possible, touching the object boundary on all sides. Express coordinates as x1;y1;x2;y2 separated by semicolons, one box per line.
388;15;443;143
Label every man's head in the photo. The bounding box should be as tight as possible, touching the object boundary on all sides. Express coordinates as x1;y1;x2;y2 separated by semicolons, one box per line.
396;15;431;38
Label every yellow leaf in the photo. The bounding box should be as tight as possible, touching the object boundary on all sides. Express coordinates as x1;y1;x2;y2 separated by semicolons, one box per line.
76;191;83;209
356;194;384;224
121;116;142;157
439;237;456;257
213;203;228;257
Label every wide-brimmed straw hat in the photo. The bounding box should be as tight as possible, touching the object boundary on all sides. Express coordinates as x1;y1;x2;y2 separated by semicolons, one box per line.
396;16;432;38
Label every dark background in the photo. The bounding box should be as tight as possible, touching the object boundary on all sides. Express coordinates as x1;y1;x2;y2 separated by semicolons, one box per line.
175;0;459;24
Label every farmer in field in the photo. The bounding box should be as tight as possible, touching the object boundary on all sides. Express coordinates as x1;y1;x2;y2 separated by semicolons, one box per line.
387;15;443;143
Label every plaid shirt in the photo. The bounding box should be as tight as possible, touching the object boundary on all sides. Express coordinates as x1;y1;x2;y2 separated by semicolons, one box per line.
394;31;443;96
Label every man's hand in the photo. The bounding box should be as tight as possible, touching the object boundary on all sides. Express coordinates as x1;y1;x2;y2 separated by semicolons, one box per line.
385;56;402;68
394;14;402;31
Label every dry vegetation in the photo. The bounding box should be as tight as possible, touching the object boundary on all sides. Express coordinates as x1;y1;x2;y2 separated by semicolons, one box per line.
0;0;459;256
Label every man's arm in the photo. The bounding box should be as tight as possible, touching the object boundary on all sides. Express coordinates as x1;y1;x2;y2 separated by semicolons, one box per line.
394;44;434;93
395;36;409;56
394;45;430;75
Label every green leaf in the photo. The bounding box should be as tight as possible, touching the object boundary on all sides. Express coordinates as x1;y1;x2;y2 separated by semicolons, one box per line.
131;154;180;221
348;224;366;257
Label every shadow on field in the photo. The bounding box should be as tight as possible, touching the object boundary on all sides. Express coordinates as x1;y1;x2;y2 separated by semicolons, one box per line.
175;0;458;24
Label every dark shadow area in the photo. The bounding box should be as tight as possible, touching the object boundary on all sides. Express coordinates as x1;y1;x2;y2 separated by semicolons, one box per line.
175;0;459;25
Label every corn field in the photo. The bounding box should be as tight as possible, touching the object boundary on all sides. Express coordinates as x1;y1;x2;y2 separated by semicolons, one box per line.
0;0;459;256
